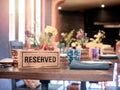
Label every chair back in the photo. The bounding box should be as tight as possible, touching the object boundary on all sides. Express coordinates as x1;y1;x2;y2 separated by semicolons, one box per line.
80;49;91;61
9;41;25;89
102;47;115;55
9;40;24;49
9;40;24;58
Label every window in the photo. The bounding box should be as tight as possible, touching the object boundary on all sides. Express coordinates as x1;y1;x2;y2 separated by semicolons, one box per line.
9;0;15;41
9;0;41;44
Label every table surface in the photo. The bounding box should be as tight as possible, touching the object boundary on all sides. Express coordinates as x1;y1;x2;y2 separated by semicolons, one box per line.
0;61;116;82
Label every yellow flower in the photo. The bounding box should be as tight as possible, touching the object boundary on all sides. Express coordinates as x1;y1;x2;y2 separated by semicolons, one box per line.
71;43;76;47
71;42;78;47
45;26;57;36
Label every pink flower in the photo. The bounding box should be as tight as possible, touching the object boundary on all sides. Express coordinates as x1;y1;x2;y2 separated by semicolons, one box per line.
25;30;32;37
76;33;83;39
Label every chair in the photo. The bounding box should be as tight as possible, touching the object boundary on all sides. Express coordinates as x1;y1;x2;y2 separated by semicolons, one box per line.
80;49;91;61
9;41;26;90
99;46;118;63
9;40;24;49
9;40;41;90
101;47;116;55
99;46;118;88
67;83;79;90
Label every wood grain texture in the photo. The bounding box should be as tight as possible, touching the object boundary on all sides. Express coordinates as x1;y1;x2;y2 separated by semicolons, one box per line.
0;62;115;82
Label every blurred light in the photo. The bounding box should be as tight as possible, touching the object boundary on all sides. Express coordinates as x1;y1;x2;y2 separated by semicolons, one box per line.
104;24;120;28
101;4;105;8
58;6;62;10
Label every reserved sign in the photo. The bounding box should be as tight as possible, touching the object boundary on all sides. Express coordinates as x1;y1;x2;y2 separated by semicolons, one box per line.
12;50;60;68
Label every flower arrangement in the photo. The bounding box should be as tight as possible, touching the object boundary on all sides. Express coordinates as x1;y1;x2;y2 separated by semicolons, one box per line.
25;30;39;48
116;40;120;44
71;28;88;49
75;28;85;45
116;39;120;54
39;26;57;50
59;29;75;47
90;30;105;43
64;29;75;47
58;30;75;53
25;25;58;51
59;28;89;49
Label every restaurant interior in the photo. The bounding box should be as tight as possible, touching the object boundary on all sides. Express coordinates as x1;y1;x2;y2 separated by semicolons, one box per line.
0;0;120;90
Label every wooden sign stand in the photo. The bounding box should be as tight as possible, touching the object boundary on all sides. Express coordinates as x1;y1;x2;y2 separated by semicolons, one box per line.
11;50;60;69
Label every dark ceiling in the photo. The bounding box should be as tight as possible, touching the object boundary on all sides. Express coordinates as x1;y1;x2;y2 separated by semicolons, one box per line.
60;0;120;11
59;0;120;28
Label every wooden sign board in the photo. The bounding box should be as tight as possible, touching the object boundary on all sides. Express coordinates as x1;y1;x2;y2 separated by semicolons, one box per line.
11;50;60;69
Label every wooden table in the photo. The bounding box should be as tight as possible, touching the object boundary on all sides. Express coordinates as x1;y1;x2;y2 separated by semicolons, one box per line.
0;62;116;90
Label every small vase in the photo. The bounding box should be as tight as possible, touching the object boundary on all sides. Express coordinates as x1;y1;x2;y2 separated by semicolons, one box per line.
58;43;65;53
25;38;31;49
